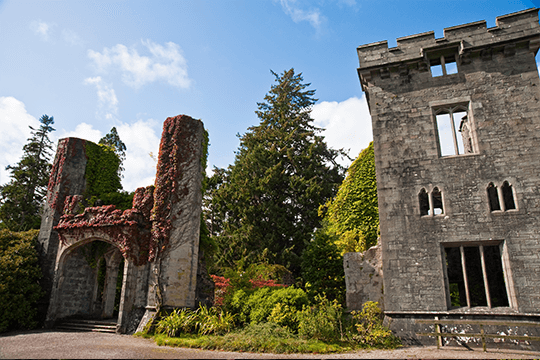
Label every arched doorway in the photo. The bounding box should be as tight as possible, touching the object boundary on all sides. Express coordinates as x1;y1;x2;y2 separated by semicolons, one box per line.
52;239;125;322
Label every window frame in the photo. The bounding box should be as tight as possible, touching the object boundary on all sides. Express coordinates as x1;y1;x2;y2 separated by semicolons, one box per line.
429;53;459;77
441;240;514;310
432;102;476;157
487;181;518;213
419;186;445;217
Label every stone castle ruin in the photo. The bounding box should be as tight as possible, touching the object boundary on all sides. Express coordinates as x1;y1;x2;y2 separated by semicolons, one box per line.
350;8;540;349
37;115;211;333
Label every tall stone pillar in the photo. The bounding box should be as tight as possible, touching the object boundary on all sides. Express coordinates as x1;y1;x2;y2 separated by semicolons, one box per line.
37;137;88;323
145;115;205;312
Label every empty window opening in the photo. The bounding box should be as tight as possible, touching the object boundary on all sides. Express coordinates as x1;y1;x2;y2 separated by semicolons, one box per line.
419;188;429;216
432;187;443;215
487;183;501;211
430;54;458;77
444;244;509;309
419;187;444;216
502;181;516;210
435;105;471;156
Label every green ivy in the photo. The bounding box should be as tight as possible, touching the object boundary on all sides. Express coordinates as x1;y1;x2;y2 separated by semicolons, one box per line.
85;142;122;200
0;229;43;332
323;142;379;254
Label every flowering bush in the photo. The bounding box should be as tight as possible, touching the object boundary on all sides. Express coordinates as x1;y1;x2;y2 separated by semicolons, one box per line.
210;275;231;306
249;276;285;289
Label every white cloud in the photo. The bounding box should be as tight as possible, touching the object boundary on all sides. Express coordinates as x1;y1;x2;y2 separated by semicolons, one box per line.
30;20;55;41
277;0;324;30
311;96;372;167
0;97;40;185
84;76;118;120
62;29;83;46
56;123;103;143
55;119;160;192
88;40;191;89
116;120;160;191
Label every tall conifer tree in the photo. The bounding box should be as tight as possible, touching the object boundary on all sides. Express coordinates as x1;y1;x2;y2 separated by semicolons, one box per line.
212;69;345;276
0;115;55;230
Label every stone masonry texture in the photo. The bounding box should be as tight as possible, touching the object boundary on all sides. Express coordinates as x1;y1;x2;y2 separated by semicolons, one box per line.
39;115;207;334
356;8;540;349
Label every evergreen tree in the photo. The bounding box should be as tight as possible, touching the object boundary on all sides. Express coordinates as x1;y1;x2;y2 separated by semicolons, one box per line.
323;142;379;254
301;228;345;303
99;127;126;177
212;69;345;277
0;115;55;230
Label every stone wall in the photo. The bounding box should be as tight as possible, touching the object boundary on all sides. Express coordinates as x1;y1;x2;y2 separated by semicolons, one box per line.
53;245;97;319
40;115;208;333
356;8;540;349
37;137;88;321
344;244;384;310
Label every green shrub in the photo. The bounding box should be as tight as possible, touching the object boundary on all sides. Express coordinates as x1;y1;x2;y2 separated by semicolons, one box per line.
347;301;401;348
0;229;43;333
267;302;299;330
301;228;345;303
298;294;344;342
229;289;250;324
247;286;308;326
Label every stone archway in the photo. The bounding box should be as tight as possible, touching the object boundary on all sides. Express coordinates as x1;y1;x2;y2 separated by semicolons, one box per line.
46;238;128;326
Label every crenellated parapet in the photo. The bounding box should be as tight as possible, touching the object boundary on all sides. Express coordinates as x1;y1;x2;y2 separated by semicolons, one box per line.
357;8;540;90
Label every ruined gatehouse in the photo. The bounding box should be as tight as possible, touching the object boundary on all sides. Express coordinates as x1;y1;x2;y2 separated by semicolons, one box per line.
350;8;540;349
37;115;212;333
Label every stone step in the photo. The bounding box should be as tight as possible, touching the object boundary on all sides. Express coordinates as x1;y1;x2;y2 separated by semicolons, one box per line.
56;319;117;333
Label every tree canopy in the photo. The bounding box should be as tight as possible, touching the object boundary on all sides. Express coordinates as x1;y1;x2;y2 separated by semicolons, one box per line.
322;142;379;254
0;115;55;230
210;69;345;277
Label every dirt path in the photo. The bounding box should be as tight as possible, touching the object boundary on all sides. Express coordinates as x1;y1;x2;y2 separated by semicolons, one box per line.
1;330;539;359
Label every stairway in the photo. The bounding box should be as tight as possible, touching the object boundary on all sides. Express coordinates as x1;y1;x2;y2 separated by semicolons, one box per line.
56;319;117;333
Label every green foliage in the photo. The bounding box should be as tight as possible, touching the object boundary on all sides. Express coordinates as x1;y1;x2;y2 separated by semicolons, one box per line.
155;306;235;337
195;305;235;335
84;142;123;202
0;229;43;332
156;308;198;336
154;322;343;354
98;127;126;173
323;142;379;254
267;302;298;330
0;115;55;230
86;191;134;211
301;228;345;303
298;294;344;342
223;262;289;292
211;69;345;277
246;286;308;326
347;301;401;348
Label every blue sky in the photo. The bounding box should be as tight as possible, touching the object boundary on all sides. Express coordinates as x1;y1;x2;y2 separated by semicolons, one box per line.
0;0;537;191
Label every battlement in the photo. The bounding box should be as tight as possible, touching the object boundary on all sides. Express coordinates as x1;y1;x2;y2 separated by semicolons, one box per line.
358;8;540;70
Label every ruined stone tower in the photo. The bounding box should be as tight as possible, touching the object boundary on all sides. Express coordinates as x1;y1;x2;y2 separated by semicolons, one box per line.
38;115;208;333
356;8;540;347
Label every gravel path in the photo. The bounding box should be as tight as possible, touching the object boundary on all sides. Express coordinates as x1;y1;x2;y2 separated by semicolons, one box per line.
1;330;539;359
